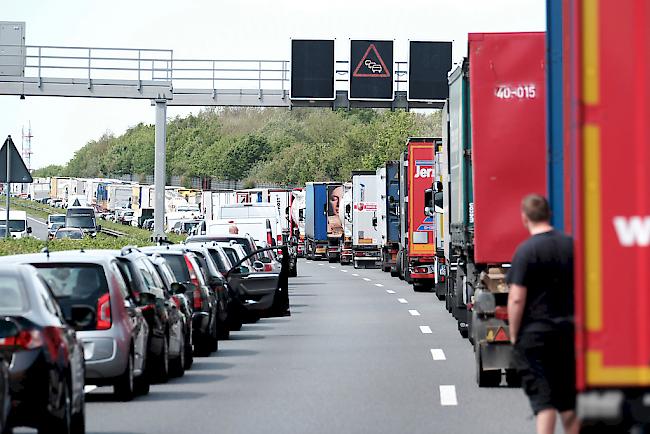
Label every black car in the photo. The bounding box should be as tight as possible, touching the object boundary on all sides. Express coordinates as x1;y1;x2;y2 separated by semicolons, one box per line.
140;246;219;356
112;247;185;382
0;264;85;434
149;254;194;372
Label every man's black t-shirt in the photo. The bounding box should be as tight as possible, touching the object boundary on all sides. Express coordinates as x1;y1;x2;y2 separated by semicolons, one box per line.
506;230;574;334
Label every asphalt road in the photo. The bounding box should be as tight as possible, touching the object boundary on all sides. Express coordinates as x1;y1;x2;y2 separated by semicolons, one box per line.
19;259;536;434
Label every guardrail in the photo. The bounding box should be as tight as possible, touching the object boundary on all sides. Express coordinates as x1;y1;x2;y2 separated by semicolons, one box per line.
100;227;126;238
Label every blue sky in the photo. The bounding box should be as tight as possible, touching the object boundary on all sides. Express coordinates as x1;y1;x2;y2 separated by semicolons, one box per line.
1;0;545;169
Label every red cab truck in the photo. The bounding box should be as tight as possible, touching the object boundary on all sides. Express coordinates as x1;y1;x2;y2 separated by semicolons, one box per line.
441;32;547;386
560;0;650;429
397;138;440;291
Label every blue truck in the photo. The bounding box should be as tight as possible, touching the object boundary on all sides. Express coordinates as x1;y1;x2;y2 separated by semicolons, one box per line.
378;161;401;274
305;182;329;260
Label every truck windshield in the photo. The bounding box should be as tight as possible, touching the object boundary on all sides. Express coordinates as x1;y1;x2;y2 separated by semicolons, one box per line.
66;210;96;229
7;220;26;232
49;215;66;224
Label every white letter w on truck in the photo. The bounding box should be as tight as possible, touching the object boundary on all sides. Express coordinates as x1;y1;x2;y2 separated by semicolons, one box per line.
613;216;650;246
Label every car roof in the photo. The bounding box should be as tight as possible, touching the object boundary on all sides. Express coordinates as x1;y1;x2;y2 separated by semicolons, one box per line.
139;245;190;255
0;249;117;266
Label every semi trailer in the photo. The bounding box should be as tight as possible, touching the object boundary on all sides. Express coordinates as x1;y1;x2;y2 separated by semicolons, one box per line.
305;182;329;260
377;162;401;274
351;171;380;269
441;32;547;386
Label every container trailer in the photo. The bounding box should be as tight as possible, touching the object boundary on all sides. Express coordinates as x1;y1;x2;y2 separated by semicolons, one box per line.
378;162;401;274
441;32;547;386
351;171;380;268
558;0;650;428
325;183;344;262
305;182;329;260
339;183;353;265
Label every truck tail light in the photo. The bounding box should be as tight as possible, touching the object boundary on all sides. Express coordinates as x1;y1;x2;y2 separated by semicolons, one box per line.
96;293;112;330
494;327;510;343
494;306;509;321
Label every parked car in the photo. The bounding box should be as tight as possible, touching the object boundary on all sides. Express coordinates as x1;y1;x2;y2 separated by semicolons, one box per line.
46;213;66;230
54;227;85;240
142;218;154;230
139;246;219;356
149;254;194;373
188;234;260;260
0;251;151;401
112;247;186;381
0;264;85;433
170;219;201;235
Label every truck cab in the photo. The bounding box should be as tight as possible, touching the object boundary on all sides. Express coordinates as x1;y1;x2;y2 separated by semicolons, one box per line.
1;210;31;238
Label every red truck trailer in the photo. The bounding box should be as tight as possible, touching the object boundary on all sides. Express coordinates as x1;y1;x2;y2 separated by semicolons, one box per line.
563;0;650;429
442;32;547;386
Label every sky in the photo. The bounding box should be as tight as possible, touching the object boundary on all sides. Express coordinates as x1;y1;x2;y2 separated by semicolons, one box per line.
1;0;546;170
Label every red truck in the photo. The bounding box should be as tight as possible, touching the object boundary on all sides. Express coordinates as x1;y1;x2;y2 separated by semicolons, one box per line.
397;138;440;291
560;0;650;429
441;32;547;386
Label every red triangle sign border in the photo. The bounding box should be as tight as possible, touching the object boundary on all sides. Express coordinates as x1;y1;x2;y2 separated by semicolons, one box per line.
352;43;391;78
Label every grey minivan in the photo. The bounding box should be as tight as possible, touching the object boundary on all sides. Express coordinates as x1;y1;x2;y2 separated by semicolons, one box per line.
0;250;151;400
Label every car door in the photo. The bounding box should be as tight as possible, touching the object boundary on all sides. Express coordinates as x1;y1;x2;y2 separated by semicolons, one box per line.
110;262;148;376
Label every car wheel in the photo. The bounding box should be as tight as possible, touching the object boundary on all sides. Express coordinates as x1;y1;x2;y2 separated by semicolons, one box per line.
169;337;186;378
184;332;194;370
70;385;85;434
209;320;219;352
39;382;72;434
134;373;150;396
113;352;135;401
218;320;230;340
155;338;170;383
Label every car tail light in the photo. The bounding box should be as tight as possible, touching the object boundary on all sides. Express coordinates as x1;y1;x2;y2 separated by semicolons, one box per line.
184;255;202;309
267;231;273;246
495;306;509;321
277;234;282;244
264;264;273;272
96;292;112;330
0;329;44;350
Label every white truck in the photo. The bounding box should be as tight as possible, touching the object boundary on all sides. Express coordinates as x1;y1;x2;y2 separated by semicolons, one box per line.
339;183;353;265
351;171;381;268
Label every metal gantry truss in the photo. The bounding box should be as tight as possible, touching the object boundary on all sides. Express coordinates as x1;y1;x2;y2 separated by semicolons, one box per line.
0;41;442;239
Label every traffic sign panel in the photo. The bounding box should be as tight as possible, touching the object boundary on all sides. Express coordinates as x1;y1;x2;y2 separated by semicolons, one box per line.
408;41;452;101
290;39;335;100
350;40;393;101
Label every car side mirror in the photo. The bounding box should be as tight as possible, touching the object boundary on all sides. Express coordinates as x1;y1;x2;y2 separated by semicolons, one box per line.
434;191;444;212
170;282;187;295
68;305;95;329
252;261;264;271
208;276;224;287
240;265;251;274
26;227;32;234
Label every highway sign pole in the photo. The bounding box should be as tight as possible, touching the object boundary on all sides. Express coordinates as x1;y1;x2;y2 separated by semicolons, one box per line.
152;100;167;242
5;135;10;239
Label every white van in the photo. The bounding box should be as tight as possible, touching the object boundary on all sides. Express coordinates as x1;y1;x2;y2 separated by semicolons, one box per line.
205;218;274;245
1;210;31;238
218;203;283;244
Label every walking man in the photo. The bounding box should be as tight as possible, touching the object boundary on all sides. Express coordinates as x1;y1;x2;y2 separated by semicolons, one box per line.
506;194;579;434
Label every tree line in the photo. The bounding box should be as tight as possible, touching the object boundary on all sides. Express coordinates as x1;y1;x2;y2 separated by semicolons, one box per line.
33;107;441;186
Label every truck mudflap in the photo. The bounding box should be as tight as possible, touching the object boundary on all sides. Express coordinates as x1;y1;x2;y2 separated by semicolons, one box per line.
578;389;650;429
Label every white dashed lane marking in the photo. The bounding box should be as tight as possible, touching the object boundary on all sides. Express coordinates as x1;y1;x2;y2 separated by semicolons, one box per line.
341;270;348;273
397;298;408;304
386;290;396;294
419;326;432;334
329;266;336;269
363;278;371;282
374;283;383;287
408;310;420;316
352;273;359;277
440;385;458;406
431;349;446;361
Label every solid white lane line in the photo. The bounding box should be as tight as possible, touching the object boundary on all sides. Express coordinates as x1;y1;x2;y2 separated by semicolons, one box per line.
386;290;396;294
352;273;359;277
84;385;98;393
431;349;446;361
440;385;458;406
374;283;384;287
419;326;432;334
408;309;420;316
397;298;408;304
341;270;348;273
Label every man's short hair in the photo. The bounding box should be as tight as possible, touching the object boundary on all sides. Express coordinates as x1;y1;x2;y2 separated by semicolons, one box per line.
521;194;551;223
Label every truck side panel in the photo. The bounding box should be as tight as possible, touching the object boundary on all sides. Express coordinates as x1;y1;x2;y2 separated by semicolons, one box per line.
407;142;436;258
386;161;400;244
469;32;547;263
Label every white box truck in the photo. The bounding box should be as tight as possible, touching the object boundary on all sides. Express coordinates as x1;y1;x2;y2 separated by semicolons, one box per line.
351;171;381;269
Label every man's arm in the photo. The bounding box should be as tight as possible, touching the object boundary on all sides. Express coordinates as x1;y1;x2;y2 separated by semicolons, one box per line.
508;284;527;344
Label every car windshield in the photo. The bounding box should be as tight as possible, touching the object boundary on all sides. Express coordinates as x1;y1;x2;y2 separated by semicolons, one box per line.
0;274;27;313
50;223;64;231
55;230;83;239
34;263;109;331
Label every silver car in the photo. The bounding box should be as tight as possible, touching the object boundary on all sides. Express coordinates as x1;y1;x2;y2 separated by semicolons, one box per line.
0;250;150;400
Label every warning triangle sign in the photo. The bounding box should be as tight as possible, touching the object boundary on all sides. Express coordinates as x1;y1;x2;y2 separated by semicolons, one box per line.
353;44;390;78
0;136;32;183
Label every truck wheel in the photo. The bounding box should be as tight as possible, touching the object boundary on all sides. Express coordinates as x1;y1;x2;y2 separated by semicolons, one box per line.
390;268;399;277
458;321;469;339
476;344;502;387
328;257;336;263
